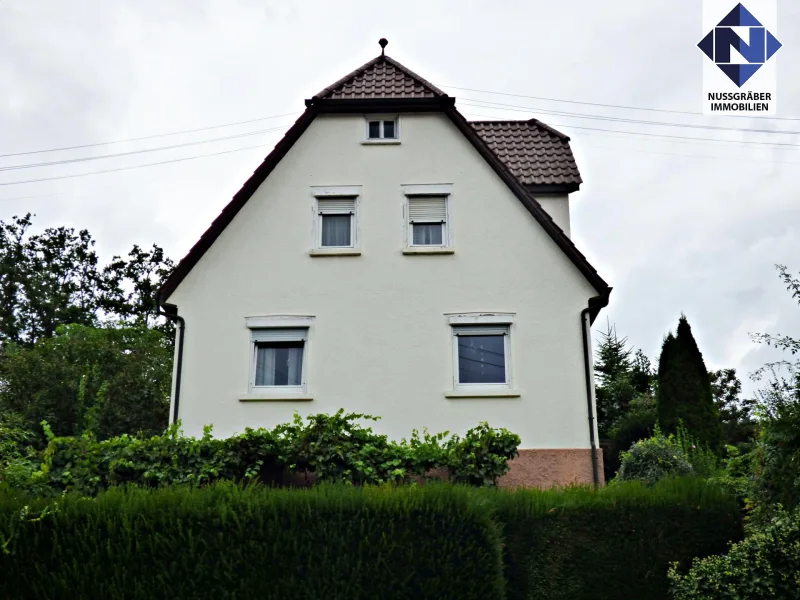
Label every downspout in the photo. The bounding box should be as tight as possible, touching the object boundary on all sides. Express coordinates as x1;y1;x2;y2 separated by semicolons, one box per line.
581;304;600;486
157;309;185;425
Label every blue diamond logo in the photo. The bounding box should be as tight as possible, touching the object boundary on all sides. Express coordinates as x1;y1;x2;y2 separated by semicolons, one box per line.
698;2;782;87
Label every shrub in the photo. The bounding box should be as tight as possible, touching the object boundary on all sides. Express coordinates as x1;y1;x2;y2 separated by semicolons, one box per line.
0;413;37;489
0;483;505;600
445;422;521;486
605;395;658;479
0;413;34;469
494;478;742;600
752;393;800;514
669;508;800;599
18;411;520;496
673;423;719;478
709;444;757;510
616;433;694;484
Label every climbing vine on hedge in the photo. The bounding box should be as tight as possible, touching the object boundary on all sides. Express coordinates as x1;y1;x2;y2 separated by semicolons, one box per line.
17;410;520;495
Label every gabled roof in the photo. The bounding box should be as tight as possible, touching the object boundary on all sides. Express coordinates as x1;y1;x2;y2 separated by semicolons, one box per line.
313;55;447;100
158;53;611;314
470;119;582;188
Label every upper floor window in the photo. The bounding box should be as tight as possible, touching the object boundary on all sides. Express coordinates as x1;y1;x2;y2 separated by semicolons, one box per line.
318;197;355;247
364;115;400;143
401;184;453;253
311;186;361;253
409;196;447;246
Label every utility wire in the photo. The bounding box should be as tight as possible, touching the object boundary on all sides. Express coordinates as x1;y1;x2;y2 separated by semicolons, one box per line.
461;112;800;165
459;99;800;136
439;84;800;121
461;112;800;150
0;111;301;159
0;142;276;187
0;126;289;172
578;141;800;165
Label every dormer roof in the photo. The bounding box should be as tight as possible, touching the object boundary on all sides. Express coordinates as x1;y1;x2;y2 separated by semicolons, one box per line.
470;119;582;188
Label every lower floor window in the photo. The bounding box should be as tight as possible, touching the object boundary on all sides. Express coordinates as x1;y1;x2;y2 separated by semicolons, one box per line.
457;334;506;383
250;327;308;391
255;341;304;386
452;324;511;388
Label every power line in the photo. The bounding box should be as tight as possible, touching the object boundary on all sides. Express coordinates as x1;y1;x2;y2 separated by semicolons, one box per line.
0;111;301;159
0;126;289;172
578;140;800;165
459;98;800;136
0;142;275;187
461;111;800;150
0;185;123;203
439;84;800;121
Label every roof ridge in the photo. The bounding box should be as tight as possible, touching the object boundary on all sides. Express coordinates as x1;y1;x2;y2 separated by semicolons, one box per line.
527;118;571;141
468;119;529;124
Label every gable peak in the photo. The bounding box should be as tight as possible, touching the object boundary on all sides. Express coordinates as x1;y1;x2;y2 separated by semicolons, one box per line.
313;52;447;100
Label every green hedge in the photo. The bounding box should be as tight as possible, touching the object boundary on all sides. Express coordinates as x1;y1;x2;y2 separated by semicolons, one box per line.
0;479;741;600
492;478;742;600
0;484;505;600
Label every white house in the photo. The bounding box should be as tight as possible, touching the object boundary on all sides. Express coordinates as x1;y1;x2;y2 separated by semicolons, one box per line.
158;43;612;487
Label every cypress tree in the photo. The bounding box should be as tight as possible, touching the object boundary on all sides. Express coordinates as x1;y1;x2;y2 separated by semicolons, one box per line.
657;316;723;453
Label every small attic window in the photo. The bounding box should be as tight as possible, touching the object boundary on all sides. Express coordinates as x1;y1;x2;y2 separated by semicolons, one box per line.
364;116;400;143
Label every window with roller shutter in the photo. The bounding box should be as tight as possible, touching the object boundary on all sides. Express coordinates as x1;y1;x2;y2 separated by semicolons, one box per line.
408;196;447;246
249;328;308;392
317;197;356;248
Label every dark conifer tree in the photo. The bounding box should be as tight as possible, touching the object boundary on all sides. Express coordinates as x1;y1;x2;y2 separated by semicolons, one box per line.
657;316;723;453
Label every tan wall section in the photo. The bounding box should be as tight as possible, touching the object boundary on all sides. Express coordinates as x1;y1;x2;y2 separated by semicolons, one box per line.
498;448;605;488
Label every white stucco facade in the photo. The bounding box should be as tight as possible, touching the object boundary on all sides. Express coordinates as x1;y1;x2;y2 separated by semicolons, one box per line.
535;195;571;238
166;112;599;449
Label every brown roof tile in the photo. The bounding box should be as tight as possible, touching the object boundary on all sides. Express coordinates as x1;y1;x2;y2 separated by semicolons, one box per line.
469;119;582;187
314;55;447;100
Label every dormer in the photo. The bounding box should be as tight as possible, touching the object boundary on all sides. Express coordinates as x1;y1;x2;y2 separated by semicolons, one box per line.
470;119;581;238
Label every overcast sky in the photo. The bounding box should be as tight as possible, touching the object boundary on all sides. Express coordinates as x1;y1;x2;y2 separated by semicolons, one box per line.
1;0;798;397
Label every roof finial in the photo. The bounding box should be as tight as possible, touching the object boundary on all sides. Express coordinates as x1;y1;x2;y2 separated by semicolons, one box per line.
378;38;388;56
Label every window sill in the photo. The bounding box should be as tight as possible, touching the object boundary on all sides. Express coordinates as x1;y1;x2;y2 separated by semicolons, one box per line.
309;249;362;257
361;139;401;145
402;247;455;255
445;390;521;399
239;395;314;402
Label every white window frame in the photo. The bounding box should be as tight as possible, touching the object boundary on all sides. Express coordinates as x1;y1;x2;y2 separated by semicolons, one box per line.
402;184;453;251
311;186;361;251
363;114;400;144
246;316;313;396
449;313;514;393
